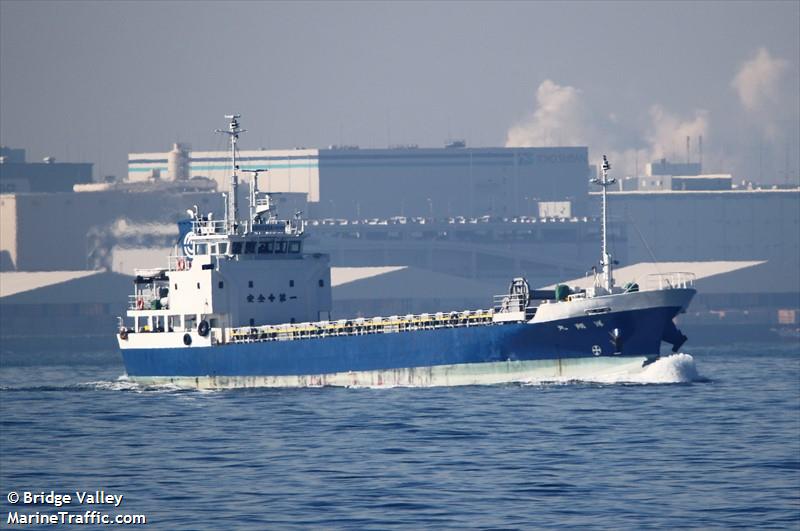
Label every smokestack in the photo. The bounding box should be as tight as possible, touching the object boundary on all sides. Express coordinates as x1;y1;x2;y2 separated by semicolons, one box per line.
686;136;690;164
699;135;703;169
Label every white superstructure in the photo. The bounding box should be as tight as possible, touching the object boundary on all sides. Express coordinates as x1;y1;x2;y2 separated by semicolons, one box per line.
123;115;331;349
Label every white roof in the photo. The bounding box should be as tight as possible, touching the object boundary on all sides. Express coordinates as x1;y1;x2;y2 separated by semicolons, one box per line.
332;266;498;300
0;270;99;298
331;266;407;287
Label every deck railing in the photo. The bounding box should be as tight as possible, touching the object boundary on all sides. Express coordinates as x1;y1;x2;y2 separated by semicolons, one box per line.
227;309;495;344
493;293;529;313
193;219;228;235
644;272;696;291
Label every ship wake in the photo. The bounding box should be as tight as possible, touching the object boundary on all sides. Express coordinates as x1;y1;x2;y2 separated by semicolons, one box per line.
525;353;706;386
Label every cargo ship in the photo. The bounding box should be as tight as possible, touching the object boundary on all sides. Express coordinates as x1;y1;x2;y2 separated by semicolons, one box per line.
116;115;695;388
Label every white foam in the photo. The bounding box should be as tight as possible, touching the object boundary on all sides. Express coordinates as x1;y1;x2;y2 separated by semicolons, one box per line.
627;353;701;384
519;353;704;386
573;353;702;385
86;375;189;393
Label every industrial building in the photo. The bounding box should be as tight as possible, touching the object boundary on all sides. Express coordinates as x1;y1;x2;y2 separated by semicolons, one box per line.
128;144;590;218
0;146;92;193
0;190;222;271
647;158;702;177
600;188;800;264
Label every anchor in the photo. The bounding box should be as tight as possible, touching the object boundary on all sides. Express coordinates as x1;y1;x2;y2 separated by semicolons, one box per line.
661;319;688;353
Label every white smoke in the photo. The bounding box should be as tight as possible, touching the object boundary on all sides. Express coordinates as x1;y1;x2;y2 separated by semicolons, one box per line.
505;79;710;176
731;47;795;140
646;105;709;162
505;80;596;147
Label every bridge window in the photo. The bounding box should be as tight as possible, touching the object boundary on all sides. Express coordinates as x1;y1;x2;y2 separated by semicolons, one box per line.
257;241;270;254
196;243;208;255
276;240;287;253
218;242;228;255
231;242;242;254
244;241;256;254
288;241;301;253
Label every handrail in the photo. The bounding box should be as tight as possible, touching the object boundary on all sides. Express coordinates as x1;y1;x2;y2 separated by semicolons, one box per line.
192;219;227;235
227;309;495;344
127;294;167;310
644;272;696;290
493;293;530;313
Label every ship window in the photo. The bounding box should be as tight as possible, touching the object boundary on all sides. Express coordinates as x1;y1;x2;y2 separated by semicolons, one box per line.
231;242;242;254
257;241;270;254
196;243;208;255
218;242;228;254
218;281;224;289
248;280;254;288
244;241;256;254
288;241;301;253
319;279;325;287
197;282;201;289
289;280;294;287
174;283;178;290
276;240;287;253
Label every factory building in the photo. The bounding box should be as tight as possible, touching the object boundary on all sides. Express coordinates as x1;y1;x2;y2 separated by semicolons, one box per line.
0;146;92;193
599;188;799;264
647;158;702;177
622;173;733;192
128;144;590;219
0;190;222;271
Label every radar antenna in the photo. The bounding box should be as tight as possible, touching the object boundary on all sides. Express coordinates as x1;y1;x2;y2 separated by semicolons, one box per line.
215;114;246;234
590;155;616;292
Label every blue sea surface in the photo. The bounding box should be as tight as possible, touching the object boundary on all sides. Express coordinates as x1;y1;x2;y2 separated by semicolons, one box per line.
1;344;798;529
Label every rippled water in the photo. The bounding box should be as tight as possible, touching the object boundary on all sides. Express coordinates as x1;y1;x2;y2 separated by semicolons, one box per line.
1;344;798;529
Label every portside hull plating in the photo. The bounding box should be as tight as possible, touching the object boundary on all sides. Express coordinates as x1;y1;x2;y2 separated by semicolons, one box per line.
121;306;681;388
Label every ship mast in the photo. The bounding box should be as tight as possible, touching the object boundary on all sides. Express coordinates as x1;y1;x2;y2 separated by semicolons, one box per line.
216;114;246;234
590;155;616;292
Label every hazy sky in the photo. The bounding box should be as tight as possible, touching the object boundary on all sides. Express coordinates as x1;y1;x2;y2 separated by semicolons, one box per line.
1;1;798;182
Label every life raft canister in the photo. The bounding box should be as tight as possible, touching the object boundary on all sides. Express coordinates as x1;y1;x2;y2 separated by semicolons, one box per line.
197;320;210;337
119;328;129;340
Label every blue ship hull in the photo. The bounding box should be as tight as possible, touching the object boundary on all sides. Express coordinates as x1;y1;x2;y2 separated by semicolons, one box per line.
121;306;681;386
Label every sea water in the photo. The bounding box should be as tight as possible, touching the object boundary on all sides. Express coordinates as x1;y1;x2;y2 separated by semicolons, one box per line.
1;344;798;529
